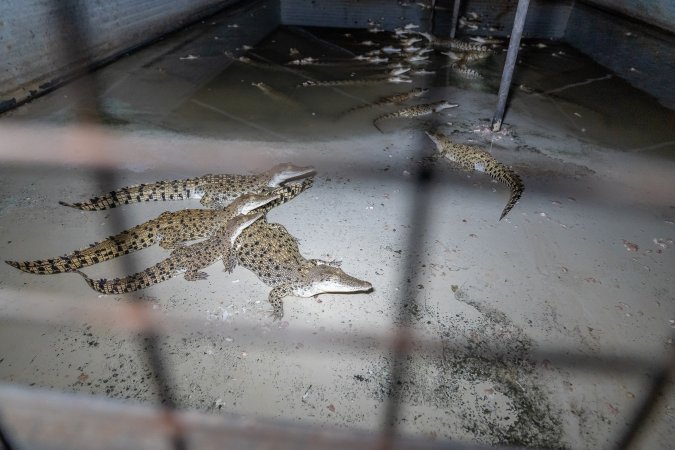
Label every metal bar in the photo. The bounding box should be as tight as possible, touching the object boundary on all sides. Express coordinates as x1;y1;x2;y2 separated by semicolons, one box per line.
0;415;16;450
491;0;531;132
379;140;436;448
0;383;509;450
0;288;668;376
51;2;187;449
613;339;675;450
450;0;462;38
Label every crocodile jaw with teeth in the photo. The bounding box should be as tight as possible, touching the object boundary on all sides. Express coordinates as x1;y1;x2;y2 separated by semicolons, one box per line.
297;266;373;297
266;163;316;187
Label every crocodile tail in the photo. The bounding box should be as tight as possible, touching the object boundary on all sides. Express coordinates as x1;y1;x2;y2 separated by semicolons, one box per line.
76;259;177;294
6;256;80;275
497;169;524;221
5;222;161;274
60;178;199;211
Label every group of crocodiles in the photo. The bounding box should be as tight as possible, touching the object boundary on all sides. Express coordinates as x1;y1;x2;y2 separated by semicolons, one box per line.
7;29;524;317
6;164;373;319
287;28;522;220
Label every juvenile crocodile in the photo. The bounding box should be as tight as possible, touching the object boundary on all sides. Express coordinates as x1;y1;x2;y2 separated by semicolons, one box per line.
425;130;523;220
59;163;314;210
339;87;428;117
235;218;373;320
442;50;492;63
415;32;490;52
450;63;483;80
76;210;266;294
6;179;314;275
373;100;457;132
298;76;411;88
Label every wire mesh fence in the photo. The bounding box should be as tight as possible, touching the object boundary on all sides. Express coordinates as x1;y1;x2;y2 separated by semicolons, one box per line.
0;1;673;449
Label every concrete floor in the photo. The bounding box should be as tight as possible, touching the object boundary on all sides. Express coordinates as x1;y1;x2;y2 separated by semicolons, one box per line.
0;11;674;450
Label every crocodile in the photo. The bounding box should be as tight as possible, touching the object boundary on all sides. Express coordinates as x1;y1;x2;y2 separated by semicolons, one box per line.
450;63;483;80
76;210;266;294
373;100;457;132
59;163;315;210
425;130;523;220
442;50;492;63
6;179;314;275
298;76;411;88
339;87;428;117
235;217;373;320
415;32;490;53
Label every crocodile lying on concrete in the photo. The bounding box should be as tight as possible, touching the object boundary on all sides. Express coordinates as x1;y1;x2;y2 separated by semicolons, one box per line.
6;179;314;275
59;163;315;210
76;208;268;294
234;218;373;320
339;87;428;117
373;100;457;132
425;130;523;220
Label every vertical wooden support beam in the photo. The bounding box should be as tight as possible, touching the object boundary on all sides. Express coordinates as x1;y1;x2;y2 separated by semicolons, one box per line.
491;0;530;132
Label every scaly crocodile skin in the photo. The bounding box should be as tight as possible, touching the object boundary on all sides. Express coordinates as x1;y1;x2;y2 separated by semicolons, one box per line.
76;212;263;294
425;130;523;220
59;163;314;210
6;179;313;275
234;218;372;320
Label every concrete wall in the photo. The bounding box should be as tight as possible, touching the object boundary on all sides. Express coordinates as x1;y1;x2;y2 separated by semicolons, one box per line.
0;0;244;112
581;0;675;34
566;2;675;110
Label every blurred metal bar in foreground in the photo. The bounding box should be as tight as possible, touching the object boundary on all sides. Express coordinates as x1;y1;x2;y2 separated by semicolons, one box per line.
0;383;513;450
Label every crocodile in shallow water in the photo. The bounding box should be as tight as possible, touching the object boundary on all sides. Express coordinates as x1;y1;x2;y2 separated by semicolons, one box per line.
373;100;457;132
425;130;523;220
339;87;428;117
6;179;314;275
234;218;373;320
415;32;491;53
298;76;411;88
59;163;315;210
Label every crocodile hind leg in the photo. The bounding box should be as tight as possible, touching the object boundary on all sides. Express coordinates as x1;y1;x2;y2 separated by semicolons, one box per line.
268;285;293;321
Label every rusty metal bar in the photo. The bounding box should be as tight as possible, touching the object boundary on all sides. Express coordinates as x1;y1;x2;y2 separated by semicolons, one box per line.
0;289;668;376
50;2;187;449
491;0;530;132
0;383;511;450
